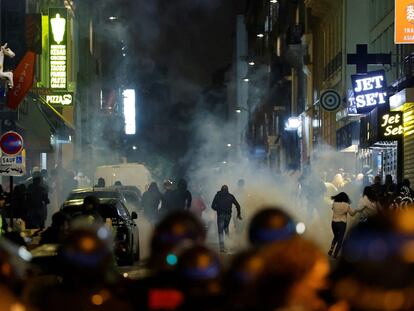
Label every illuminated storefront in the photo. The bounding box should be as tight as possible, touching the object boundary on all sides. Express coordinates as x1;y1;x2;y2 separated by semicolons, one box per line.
390;89;414;181
49;8;67;90
359;108;403;181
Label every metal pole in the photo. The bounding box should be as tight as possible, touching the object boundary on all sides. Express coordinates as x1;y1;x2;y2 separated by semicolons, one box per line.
9;175;12;228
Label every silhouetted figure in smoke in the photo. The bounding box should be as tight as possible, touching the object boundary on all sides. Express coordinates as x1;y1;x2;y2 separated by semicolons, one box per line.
62;170;77;202
142;182;162;224
160;180;176;217
189;185;206;220
26;176;49;229
360;165;372;191
211;185;241;252
10;184;27;221
96;177;106;188
383;174;397;209
355;186;380;223
300;167;326;220
173;178;192;210
371;175;385;202
328;192;356;259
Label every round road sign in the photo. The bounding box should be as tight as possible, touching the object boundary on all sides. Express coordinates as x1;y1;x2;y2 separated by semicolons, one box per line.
0;131;23;156
320;89;341;111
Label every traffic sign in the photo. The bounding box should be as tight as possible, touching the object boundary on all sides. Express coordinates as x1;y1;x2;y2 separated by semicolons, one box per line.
0;131;23;156
320;90;342;112
1;155;22;165
0;149;26;177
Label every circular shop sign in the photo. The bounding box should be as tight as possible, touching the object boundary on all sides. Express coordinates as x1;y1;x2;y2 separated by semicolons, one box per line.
0;131;24;156
320;89;341;111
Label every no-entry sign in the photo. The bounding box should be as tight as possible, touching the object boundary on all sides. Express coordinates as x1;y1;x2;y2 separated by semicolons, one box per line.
0;131;24;156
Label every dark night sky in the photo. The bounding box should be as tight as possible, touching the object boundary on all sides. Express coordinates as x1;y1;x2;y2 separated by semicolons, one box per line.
117;0;241;103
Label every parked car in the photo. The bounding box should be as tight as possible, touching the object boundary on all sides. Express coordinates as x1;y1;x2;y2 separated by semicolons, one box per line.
95;163;151;194
65;187;128;206
112;185;142;212
61;198;139;265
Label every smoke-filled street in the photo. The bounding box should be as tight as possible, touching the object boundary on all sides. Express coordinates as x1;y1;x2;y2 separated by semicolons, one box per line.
1;0;414;310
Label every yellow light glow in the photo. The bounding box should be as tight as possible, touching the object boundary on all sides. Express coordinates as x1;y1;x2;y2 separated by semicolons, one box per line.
91;294;103;306
51;14;66;44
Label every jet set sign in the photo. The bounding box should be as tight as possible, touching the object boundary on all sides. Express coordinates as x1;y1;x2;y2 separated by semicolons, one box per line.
379;112;403;140
351;70;387;114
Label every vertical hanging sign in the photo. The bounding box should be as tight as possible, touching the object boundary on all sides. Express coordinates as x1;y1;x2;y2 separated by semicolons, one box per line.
49;8;67;89
395;0;414;44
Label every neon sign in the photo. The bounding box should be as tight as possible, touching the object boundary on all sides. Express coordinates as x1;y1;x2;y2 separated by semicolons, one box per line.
45;93;73;106
49;8;67;90
380;112;403;139
351;70;387;114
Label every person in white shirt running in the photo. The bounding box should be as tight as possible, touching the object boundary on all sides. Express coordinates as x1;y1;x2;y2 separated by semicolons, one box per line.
328;192;356;258
354;186;380;222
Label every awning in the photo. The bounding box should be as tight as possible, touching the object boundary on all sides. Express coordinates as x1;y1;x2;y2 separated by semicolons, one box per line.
35;95;75;141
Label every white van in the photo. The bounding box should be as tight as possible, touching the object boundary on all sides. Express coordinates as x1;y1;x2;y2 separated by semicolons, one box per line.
94;163;152;193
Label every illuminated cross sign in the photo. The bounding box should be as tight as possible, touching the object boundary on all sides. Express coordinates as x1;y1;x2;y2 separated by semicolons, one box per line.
49;8;67;90
379;111;403;140
351;70;387;114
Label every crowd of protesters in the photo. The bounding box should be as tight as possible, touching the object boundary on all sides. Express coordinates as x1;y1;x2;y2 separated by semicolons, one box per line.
1;165;414;310
1;194;414;310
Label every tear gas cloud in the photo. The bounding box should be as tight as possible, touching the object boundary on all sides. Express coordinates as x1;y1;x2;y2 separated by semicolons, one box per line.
186;109;361;251
70;0;363;256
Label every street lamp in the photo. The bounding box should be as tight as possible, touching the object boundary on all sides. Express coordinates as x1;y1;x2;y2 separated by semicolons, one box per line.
270;0;278;3
285;117;301;131
248;61;255;66
243;77;250;82
257;33;264;38
132;145;137;150
235;106;249;114
227;143;232;147
109;16;117;20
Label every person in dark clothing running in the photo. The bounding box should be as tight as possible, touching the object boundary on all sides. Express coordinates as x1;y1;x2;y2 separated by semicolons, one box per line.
371;175;385;203
26;176;50;229
10;184;26;221
141;182;162;224
212;185;242;252
173;178;192;210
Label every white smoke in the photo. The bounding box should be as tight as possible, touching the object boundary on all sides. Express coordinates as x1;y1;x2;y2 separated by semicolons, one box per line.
185;108;360;252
